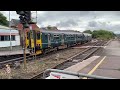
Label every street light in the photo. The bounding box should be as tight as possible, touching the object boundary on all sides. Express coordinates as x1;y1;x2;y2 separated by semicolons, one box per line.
9;11;12;51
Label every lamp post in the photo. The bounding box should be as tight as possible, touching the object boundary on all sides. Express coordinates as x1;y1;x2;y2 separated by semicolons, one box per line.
36;11;37;23
9;11;12;51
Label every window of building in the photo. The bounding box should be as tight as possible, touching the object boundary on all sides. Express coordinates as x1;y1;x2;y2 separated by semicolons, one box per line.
0;35;15;41
0;36;4;41
11;35;15;41
4;36;10;41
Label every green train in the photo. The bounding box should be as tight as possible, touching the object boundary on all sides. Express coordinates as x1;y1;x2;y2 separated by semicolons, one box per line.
26;28;92;55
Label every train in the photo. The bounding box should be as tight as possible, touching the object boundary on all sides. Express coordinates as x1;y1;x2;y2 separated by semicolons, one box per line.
26;28;92;55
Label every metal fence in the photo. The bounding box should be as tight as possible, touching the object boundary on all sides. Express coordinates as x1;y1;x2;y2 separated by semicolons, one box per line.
43;69;116;79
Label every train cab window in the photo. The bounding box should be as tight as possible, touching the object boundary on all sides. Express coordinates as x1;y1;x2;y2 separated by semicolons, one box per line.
37;32;40;40
27;32;29;39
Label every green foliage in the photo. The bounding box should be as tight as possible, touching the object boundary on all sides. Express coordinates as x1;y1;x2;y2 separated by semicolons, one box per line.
47;25;58;30
0;12;9;26
92;30;115;40
83;30;92;34
83;29;115;40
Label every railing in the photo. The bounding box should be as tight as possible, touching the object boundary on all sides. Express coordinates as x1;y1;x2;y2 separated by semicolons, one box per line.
43;69;116;79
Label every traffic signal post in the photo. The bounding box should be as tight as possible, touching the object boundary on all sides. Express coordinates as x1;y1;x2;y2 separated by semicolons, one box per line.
16;11;31;69
23;26;27;69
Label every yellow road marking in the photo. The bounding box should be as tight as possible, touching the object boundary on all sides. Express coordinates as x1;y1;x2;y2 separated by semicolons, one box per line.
82;56;106;79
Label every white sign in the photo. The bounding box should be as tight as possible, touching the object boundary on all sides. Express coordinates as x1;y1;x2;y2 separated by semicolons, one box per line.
46;72;79;79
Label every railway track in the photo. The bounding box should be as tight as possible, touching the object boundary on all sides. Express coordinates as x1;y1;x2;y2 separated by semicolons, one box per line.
0;41;96;69
31;40;107;79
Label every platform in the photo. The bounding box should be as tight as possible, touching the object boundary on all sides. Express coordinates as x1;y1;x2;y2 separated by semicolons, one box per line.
64;40;120;79
0;49;29;56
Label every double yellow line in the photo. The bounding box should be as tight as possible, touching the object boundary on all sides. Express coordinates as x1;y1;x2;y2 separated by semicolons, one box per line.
82;56;106;79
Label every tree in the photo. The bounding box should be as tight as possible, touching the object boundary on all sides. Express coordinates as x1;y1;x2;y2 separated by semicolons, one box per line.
0;12;9;26
47;25;58;30
83;30;92;34
92;30;115;40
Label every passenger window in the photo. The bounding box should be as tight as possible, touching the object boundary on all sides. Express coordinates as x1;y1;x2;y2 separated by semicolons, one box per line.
54;34;59;40
45;34;48;38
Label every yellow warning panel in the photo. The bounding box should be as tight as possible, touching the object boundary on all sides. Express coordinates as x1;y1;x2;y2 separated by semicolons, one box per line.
36;50;42;55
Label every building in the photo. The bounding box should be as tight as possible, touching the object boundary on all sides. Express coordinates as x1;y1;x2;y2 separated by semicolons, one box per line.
9;19;20;29
0;25;20;47
10;19;40;46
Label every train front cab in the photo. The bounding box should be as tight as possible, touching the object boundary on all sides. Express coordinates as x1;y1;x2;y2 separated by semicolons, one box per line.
26;29;42;55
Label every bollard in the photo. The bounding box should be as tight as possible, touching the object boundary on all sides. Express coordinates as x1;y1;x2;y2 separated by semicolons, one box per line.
5;64;11;79
55;54;60;60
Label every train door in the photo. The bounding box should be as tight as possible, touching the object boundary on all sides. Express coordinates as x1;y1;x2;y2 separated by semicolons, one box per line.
48;34;51;47
28;30;36;52
28;31;32;49
33;30;36;49
61;34;64;45
75;34;76;44
30;30;34;48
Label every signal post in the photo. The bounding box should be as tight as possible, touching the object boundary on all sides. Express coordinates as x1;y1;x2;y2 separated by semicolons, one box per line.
16;11;31;69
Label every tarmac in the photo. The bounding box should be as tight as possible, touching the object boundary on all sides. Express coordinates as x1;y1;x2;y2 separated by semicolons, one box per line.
65;40;120;79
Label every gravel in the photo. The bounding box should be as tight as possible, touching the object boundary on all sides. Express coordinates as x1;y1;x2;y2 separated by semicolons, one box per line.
0;48;86;79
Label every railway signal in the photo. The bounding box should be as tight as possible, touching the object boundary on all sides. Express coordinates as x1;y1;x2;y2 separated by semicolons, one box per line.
16;11;31;28
24;11;31;23
16;11;32;69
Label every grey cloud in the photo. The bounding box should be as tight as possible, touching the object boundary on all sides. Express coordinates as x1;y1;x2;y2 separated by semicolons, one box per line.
56;19;78;27
1;11;120;33
88;21;98;27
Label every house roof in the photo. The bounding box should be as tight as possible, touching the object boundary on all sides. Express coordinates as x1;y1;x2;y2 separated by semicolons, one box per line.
0;25;19;33
10;19;20;27
0;25;13;30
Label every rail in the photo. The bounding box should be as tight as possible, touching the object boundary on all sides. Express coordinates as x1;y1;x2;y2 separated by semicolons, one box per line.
43;69;116;79
31;41;107;79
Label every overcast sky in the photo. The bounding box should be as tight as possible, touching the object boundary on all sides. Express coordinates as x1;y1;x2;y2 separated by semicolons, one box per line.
1;11;120;34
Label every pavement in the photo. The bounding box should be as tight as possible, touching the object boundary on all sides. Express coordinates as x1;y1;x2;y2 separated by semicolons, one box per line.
79;40;120;78
65;40;120;79
0;49;29;56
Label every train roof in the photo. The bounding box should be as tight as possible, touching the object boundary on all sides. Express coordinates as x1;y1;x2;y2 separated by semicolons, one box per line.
40;28;83;35
83;33;92;36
